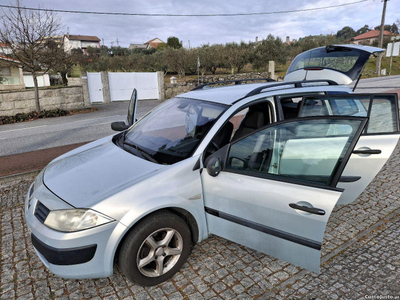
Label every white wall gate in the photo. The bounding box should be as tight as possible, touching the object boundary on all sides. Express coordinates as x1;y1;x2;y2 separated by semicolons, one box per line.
87;72;104;103
108;72;159;101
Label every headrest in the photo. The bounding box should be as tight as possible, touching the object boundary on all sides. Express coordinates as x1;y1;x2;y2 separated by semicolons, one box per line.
243;111;264;129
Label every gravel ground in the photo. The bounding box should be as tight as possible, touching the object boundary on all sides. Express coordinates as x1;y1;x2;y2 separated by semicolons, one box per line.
1;139;400;299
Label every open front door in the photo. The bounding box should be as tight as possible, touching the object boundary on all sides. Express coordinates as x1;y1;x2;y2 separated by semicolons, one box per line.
298;93;400;204
127;88;138;126
201;117;367;272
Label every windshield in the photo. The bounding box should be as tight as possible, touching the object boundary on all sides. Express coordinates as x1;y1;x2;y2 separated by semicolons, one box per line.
122;97;228;164
287;46;371;80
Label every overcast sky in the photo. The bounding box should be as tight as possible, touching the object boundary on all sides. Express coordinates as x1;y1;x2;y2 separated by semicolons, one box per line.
8;0;400;48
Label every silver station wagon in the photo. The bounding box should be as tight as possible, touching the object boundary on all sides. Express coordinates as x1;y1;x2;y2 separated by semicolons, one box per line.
25;45;400;286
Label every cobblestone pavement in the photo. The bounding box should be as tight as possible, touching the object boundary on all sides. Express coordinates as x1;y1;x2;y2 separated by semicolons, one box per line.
1;142;400;299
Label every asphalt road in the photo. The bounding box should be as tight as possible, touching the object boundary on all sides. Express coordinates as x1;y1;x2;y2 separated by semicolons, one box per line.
349;74;400;93
0;100;162;157
0;75;399;157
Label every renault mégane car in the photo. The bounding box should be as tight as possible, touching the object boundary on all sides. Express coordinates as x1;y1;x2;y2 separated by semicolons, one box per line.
25;45;399;286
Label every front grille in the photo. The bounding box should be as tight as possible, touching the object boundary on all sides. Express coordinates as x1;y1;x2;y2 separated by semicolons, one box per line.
34;201;50;224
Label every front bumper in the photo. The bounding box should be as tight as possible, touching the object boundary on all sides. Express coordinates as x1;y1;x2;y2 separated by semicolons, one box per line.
25;182;128;279
31;234;97;265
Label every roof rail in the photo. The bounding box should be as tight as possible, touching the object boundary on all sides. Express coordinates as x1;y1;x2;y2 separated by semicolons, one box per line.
243;79;338;98
191;78;275;91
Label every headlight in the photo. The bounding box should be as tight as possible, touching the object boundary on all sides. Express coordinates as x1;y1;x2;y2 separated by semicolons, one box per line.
44;209;114;232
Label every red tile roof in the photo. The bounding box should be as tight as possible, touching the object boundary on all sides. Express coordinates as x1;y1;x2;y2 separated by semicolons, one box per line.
65;35;101;42
0;55;21;64
145;38;164;44
354;30;396;40
0;42;10;47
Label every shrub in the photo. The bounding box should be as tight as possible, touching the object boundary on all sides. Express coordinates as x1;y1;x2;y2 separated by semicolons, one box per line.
0;108;93;125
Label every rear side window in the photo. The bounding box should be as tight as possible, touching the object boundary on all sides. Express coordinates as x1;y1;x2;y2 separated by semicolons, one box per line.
299;94;399;134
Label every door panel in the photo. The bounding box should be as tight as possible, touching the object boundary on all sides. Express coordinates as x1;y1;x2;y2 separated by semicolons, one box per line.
202;117;367;272
87;72;104;103
298;94;400;204
202;172;343;272
337;134;400;204
127;89;138;126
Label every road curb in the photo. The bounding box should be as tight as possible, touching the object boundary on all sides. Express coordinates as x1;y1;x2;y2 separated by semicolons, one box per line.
0;170;40;186
0;170;40;210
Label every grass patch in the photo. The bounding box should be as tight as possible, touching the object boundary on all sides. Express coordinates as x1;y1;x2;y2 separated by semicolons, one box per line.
0;107;97;125
69;64;82;78
363;56;400;78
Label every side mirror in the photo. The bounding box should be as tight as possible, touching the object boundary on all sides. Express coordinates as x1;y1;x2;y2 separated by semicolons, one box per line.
206;157;222;177
111;121;129;131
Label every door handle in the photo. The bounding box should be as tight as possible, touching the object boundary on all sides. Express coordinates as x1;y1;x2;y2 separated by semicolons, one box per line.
352;149;381;155
289;203;325;215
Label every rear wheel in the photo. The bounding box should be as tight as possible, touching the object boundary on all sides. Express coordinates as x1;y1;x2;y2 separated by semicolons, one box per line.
118;211;191;286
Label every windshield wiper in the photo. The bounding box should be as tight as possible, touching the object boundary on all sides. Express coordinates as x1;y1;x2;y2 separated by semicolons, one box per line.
122;141;159;164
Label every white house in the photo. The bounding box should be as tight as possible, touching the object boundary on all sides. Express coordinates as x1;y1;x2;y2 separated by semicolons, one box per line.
0;55;25;90
0;43;12;55
63;34;101;53
129;38;165;50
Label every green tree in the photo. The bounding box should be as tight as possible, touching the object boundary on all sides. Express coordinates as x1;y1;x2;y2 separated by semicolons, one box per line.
163;48;188;78
167;37;182;49
156;43;168;51
251;35;286;70
48;42;83;86
355;25;370;36
223;42;251;74
336;26;356;41
375;23;399;34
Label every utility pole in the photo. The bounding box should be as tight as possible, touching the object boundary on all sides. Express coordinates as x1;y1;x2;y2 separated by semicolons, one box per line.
116;38;119;47
375;0;389;76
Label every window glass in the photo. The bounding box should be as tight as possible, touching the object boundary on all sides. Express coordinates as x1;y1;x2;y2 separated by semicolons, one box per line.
124;97;227;164
227;99;273;142
368;97;397;133
287;47;366;75
299;95;397;134
226;119;363;186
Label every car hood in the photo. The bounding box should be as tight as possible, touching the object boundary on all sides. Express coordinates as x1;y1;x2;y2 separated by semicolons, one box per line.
44;140;163;208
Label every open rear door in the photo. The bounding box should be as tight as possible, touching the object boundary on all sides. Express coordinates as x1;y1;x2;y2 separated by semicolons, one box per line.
284;45;384;84
298;93;400;204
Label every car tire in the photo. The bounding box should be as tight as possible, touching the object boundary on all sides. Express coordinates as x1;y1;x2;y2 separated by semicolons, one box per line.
118;210;191;286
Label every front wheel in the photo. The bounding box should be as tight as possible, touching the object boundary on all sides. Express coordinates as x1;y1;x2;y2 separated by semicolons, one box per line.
118;211;192;286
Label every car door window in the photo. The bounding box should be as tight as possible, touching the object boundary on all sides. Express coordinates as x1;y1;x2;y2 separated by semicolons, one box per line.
226;117;366;187
299;94;399;134
368;96;397;133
